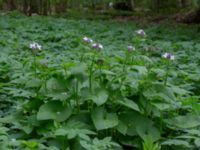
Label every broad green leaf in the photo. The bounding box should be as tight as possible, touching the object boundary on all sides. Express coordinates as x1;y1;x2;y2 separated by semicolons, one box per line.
143;83;176;103
91;107;118;130
119;111;160;142
162;139;191;148
117;120;127;135
70;63;87;78
194;138;200;147
151;102;171;111
165;113;200;129
55;128;95;140
118;99;140;112
91;90;108;106
131;65;148;76
25;78;41;88
37;101;72;122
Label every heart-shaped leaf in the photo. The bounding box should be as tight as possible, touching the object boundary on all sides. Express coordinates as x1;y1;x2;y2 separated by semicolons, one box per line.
91;90;108;106
91;107;118;130
37;101;72;122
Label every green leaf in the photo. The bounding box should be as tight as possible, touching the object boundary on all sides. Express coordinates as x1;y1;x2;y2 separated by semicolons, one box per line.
165;113;200;129
118;99;140;112
132;65;148;76
55;120;95;140
55;128;95;140
194;138;200;147
162;139;191;148
37;101;72;122
117;120;127;135
143;83;176;103
91;90;108;106
91;107;118;131
80;137;121;150
70;63;87;79
25;78;41;88
119;111;160;142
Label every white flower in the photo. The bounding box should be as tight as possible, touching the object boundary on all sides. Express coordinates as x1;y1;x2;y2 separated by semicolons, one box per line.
83;36;93;43
29;42;42;50
162;53;175;60
127;45;135;52
92;43;103;51
135;29;146;37
109;2;113;8
11;139;16;142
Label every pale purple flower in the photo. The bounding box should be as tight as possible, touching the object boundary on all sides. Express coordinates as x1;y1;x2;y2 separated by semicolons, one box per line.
83;36;93;43
127;45;135;52
92;43;103;51
29;42;42;51
135;29;146;37
162;53;175;60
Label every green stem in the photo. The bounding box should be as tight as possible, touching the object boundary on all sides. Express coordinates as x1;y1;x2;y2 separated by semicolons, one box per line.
99;65;102;84
33;54;37;77
164;62;170;86
123;52;130;72
80;52;84;62
159;111;163;133
75;78;80;113
122;58;127;72
89;57;95;92
164;72;169;86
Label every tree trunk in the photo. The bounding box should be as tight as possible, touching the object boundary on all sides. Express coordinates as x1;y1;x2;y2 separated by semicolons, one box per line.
156;0;160;12
42;0;48;15
23;0;28;14
129;0;135;11
28;0;40;16
178;0;188;8
4;0;16;11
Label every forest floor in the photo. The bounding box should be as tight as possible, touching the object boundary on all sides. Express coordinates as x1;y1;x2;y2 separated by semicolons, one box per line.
0;14;200;150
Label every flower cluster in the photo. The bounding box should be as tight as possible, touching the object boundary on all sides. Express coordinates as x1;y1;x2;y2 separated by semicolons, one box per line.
30;42;42;51
83;37;93;43
92;43;103;51
83;36;103;51
162;53;175;60
127;45;135;52
28;33;175;62
135;29;146;37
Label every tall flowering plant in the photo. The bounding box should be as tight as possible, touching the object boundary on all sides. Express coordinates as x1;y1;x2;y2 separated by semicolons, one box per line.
29;42;42;77
162;52;175;86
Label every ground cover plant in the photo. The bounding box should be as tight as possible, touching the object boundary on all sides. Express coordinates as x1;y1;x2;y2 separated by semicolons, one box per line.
0;14;200;150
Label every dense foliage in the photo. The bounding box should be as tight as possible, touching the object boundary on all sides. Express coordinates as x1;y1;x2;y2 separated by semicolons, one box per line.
0;14;200;150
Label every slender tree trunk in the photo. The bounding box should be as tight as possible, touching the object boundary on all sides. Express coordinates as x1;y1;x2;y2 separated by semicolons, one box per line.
178;0;190;8
130;0;135;11
42;0;48;15
156;0;160;12
23;0;28;14
4;0;16;11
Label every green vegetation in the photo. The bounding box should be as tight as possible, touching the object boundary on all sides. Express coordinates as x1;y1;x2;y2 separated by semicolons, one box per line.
0;14;200;150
